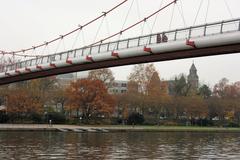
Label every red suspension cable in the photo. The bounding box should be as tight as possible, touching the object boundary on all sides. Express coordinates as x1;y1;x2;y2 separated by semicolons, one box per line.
1;0;129;57
89;0;177;46
1;0;176;58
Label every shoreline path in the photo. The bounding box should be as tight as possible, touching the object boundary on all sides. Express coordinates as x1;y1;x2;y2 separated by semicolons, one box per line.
0;124;240;133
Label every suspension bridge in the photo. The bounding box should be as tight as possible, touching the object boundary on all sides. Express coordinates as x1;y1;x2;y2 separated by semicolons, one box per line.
0;0;239;85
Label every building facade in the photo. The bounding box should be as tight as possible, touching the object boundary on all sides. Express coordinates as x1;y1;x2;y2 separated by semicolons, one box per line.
108;80;128;94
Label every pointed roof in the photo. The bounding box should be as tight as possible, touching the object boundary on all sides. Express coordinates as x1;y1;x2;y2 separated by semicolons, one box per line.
190;63;197;71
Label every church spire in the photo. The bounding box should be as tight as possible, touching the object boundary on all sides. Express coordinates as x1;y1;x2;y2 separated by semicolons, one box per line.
190;63;197;73
187;62;199;91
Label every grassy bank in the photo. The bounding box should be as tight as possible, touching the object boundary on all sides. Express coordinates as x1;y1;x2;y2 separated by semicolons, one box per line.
102;125;240;132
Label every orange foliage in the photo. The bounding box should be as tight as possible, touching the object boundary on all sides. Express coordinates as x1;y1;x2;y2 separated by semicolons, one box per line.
127;81;139;93
146;71;161;97
65;79;115;120
128;63;157;93
160;81;168;96
7;88;43;114
4;78;56;115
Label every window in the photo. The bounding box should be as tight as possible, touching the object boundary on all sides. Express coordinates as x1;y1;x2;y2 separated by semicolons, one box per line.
121;90;126;93
121;83;127;87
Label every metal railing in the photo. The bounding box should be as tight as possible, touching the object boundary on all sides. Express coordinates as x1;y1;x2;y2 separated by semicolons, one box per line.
1;18;240;73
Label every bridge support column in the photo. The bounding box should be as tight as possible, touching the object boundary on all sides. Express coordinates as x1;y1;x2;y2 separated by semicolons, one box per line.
186;39;196;48
5;72;10;77
86;55;94;62
66;59;73;64
15;70;21;74
144;46;152;53
25;68;31;72
36;65;43;70
112;51;120;58
50;63;57;68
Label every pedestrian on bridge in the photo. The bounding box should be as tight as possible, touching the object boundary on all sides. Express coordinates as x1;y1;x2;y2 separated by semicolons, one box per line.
162;33;168;42
156;33;162;43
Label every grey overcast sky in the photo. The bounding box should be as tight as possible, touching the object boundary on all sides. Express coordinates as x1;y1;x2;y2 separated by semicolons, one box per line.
0;0;240;87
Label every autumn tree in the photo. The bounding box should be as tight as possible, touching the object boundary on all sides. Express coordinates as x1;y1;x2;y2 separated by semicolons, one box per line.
65;79;115;123
146;71;161;97
170;97;186;119
184;96;208;122
22;77;58;112
234;81;240;98
0;84;9;105
118;81;144;114
213;78;229;98
115;81;138;120
160;81;169;96
114;79;148;123
144;71;162;122
88;68;114;88
172;74;190;96
207;97;227;121
127;81;139;93
50;86;67;113
3;77;58;122
198;84;212;99
128;63;157;93
115;93;140;123
6;87;43;117
223;81;240;98
234;101;240;124
123;64;158;123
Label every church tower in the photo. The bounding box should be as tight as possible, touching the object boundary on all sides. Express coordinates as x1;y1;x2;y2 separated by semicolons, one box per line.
187;63;199;91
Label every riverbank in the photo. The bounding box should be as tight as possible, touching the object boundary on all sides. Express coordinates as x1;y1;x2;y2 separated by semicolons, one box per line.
0;124;240;132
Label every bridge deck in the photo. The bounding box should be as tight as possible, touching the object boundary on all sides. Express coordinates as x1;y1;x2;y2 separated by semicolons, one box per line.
0;18;240;84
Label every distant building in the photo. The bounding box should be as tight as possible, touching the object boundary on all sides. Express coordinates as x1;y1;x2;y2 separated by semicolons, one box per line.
108;80;128;94
56;63;199;95
56;73;75;87
187;63;199;91
56;71;90;87
165;63;199;95
56;73;128;95
57;73;75;80
77;71;89;79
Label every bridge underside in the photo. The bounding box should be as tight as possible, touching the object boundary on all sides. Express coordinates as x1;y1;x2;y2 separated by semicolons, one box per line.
1;43;240;85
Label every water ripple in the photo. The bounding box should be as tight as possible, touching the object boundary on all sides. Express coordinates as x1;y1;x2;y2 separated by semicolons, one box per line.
0;132;239;159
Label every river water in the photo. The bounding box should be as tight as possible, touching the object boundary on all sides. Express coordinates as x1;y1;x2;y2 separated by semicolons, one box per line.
0;131;239;159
